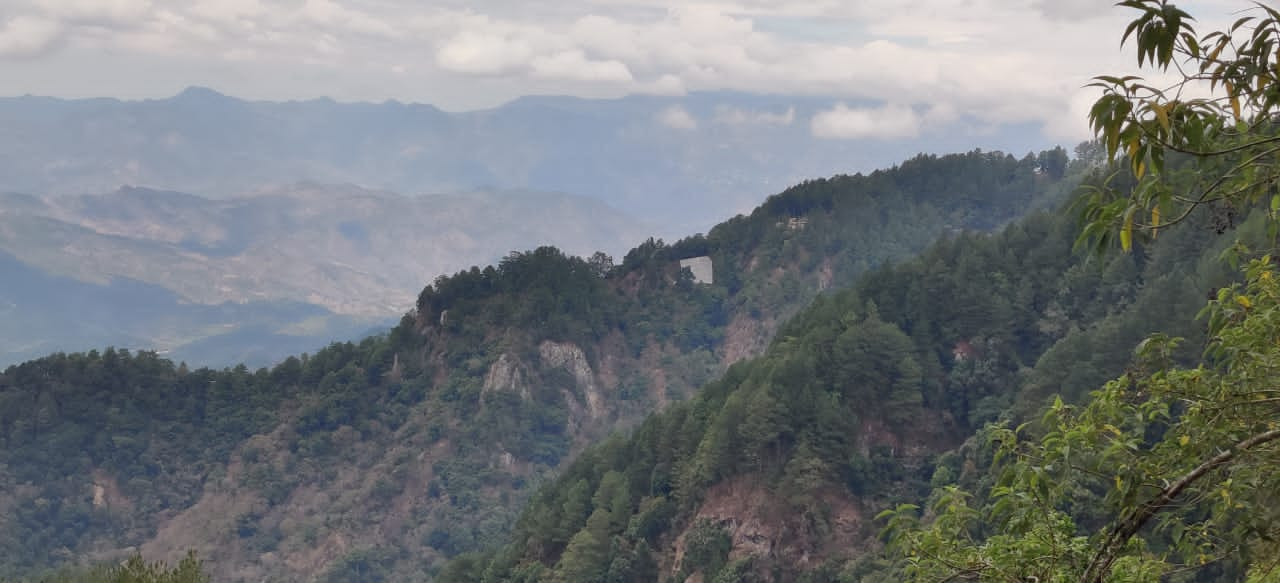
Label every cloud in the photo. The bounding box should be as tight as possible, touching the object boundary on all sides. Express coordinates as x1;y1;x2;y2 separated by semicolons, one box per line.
186;0;264;27
531;50;634;83
1043;88;1100;142
301;0;397;38
1033;0;1113;22
0;0;1251;141
713;105;795;126
436;30;535;75
569;15;642;62
810;103;921;139
44;0;153;27
656;105;698;130
0;16;64;59
637;74;687;95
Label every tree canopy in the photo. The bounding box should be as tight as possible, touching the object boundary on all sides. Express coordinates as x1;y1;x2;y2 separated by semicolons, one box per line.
1079;0;1280;252
887;2;1280;581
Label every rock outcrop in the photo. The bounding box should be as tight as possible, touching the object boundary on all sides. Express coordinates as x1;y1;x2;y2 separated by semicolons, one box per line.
539;341;604;419
482;353;529;400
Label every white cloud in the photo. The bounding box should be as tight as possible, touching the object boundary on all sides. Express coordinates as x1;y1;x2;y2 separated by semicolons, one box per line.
435;30;535;75
531;50;634;83
656;105;698;130
923;102;959;126
0;16;63;59
811;103;921;139
1043;88;1101;142
44;0;153;27
1034;0;1113;22
570;15;642;61
186;0;264;27
637;73;687;95
301;0;397;38
713;105;795;126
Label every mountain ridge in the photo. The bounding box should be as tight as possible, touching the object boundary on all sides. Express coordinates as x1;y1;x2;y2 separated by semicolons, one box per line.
0;184;648;367
0;149;1074;580
0;88;1051;234
446;195;1249;582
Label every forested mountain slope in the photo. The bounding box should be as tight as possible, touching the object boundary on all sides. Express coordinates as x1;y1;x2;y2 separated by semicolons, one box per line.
0;149;1071;581
442;196;1256;582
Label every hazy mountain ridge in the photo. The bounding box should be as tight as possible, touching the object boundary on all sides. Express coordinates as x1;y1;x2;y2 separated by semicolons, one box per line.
0;248;384;368
0;184;647;367
0;88;1049;234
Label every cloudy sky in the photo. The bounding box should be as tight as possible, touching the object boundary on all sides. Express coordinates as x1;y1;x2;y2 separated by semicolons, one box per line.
0;0;1244;141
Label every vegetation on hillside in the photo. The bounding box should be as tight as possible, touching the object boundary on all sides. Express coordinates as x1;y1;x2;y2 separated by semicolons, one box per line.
438;187;1254;580
885;2;1280;580
0;149;1070;581
11;2;1273;581
445;3;1280;580
12;554;208;583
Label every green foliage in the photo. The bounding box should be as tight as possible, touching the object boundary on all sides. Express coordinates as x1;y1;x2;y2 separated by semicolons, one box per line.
0;147;1076;580
679;520;733;580
881;6;1280;582
1079;0;1280;252
445;207;1141;579
885;258;1280;581
451;158;1261;580
16;553;208;583
320;548;395;583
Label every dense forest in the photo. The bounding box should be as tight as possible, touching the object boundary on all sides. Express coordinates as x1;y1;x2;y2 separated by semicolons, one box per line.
438;186;1258;581
441;3;1280;580
0;149;1073;581
14;554;209;583
5;2;1276;581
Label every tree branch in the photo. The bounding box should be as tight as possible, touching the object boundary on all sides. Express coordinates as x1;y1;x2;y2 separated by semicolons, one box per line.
1083;428;1280;582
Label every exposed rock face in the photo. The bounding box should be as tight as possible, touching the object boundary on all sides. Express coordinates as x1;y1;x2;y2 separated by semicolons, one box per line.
385;352;403;383
90;469;130;511
720;314;773;366
817;257;835;291
679;256;714;284
482;353;529;400
855;412;953;458
669;476;866;580
539;341;604;419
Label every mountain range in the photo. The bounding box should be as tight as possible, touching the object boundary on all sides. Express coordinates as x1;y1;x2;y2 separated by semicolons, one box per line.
0;87;1050;235
0;87;1053;368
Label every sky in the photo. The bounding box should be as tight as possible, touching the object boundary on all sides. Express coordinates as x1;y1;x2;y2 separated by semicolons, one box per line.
0;0;1244;142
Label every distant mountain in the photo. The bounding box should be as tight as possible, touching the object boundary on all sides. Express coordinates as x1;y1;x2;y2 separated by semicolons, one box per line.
0;88;1049;234
0;250;382;369
0;185;646;367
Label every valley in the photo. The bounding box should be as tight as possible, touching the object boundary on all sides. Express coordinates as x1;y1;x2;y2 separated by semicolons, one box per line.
0;185;645;368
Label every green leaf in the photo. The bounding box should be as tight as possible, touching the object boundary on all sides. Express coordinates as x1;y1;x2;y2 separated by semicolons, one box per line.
1121;211;1134;252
